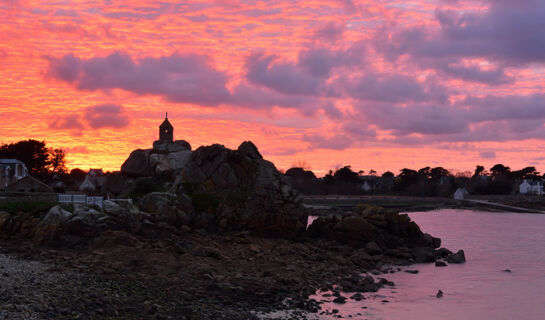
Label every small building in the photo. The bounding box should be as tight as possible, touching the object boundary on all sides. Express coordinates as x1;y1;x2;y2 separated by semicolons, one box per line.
79;168;106;193
159;113;174;143
519;179;544;195
361;181;372;191
0;159;29;189
454;188;469;200
6;176;53;193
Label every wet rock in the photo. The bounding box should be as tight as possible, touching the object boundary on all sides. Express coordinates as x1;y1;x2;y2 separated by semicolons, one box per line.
435;261;447;267
349;293;364;301
365;241;382;255
502;269;512;273
332;296;347;304
404;269;419;274
413;247;436;263
350;249;374;268
434;247;453;258
0;210;11;229
33;206;73;243
436;290;443;298
90;230;140;249
446;250;466;264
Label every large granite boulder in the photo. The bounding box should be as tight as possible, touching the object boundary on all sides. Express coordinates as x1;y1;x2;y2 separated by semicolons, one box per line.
121;149;151;176
120;141;193;178
177;142;307;236
153;140;191;152
307;207;441;253
138;192;192;227
149;150;192;176
33;205;74;243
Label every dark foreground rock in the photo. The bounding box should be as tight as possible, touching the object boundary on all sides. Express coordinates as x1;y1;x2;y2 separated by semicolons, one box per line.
446;249;466;264
0;141;457;319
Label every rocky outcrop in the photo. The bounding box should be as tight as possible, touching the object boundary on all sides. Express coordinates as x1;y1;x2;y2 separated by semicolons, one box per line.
33;205;74;243
446;249;466;263
307;206;441;260
120;149;151;177
138;192;192;227
176;142;307;236
120;140;192;177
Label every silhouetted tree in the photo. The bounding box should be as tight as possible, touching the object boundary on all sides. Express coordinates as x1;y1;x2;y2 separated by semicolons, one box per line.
381;171;395;178
473;165;485;177
334;166;361;183
490;164;511;178
430;167;450;181
69;168;87;182
49;148;67;174
285;167;316;180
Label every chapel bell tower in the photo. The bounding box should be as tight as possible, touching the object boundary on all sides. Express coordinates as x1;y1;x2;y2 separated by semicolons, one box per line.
159;112;174;143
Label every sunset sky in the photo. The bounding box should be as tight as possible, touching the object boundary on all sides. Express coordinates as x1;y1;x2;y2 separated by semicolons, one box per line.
1;0;545;175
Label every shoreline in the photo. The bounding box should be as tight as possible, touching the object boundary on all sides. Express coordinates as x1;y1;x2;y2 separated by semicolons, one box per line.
303;194;545;214
0;231;416;320
0;203;455;320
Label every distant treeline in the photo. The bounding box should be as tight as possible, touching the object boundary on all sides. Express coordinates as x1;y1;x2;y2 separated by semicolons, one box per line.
284;164;541;196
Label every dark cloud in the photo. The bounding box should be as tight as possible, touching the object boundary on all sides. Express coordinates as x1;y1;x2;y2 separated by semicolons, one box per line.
84;104;130;129
430;59;514;85
49;114;84;130
376;1;545;66
346;73;449;103
45;52;231;106
302;133;356;150
313;21;345;42
298;45;364;78
479;151;496;159
244;52;328;96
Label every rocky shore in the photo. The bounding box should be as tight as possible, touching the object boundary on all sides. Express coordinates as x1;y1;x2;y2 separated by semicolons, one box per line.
0;141;463;319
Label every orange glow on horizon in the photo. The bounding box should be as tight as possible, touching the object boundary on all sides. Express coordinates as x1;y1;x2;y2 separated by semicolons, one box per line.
1;0;544;176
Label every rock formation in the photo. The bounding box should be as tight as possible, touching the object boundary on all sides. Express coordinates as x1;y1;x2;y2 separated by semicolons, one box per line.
121;140;192;177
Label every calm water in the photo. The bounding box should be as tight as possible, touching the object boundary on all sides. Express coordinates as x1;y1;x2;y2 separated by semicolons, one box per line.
313;209;545;320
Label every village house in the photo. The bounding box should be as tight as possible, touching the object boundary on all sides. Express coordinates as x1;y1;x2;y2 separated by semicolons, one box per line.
0;159;29;190
519;179;544;195
79;168;106;193
6;176;53;193
454;187;469;200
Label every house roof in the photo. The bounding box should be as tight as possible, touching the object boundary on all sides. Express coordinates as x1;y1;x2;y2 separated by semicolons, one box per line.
7;176;52;190
522;180;542;186
88;168;104;175
0;159;25;165
160;117;173;129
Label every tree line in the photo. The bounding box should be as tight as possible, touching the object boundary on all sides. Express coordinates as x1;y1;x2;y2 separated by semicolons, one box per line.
285;164;543;196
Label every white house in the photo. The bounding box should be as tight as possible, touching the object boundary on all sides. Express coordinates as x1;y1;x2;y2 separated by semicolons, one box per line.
361;181;371;191
519;180;544;195
454;188;469;200
79;168;106;193
0;159;29;189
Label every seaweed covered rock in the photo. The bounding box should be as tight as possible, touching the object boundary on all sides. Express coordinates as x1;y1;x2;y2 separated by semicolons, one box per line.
33;205;74;243
307;207;441;256
138;192;192;227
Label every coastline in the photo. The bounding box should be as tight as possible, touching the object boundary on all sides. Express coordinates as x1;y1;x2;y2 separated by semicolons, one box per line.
303;194;545;213
0;202;456;320
1;229;421;320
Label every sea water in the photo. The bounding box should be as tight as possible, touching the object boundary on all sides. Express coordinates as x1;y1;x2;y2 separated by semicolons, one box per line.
313;209;545;320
